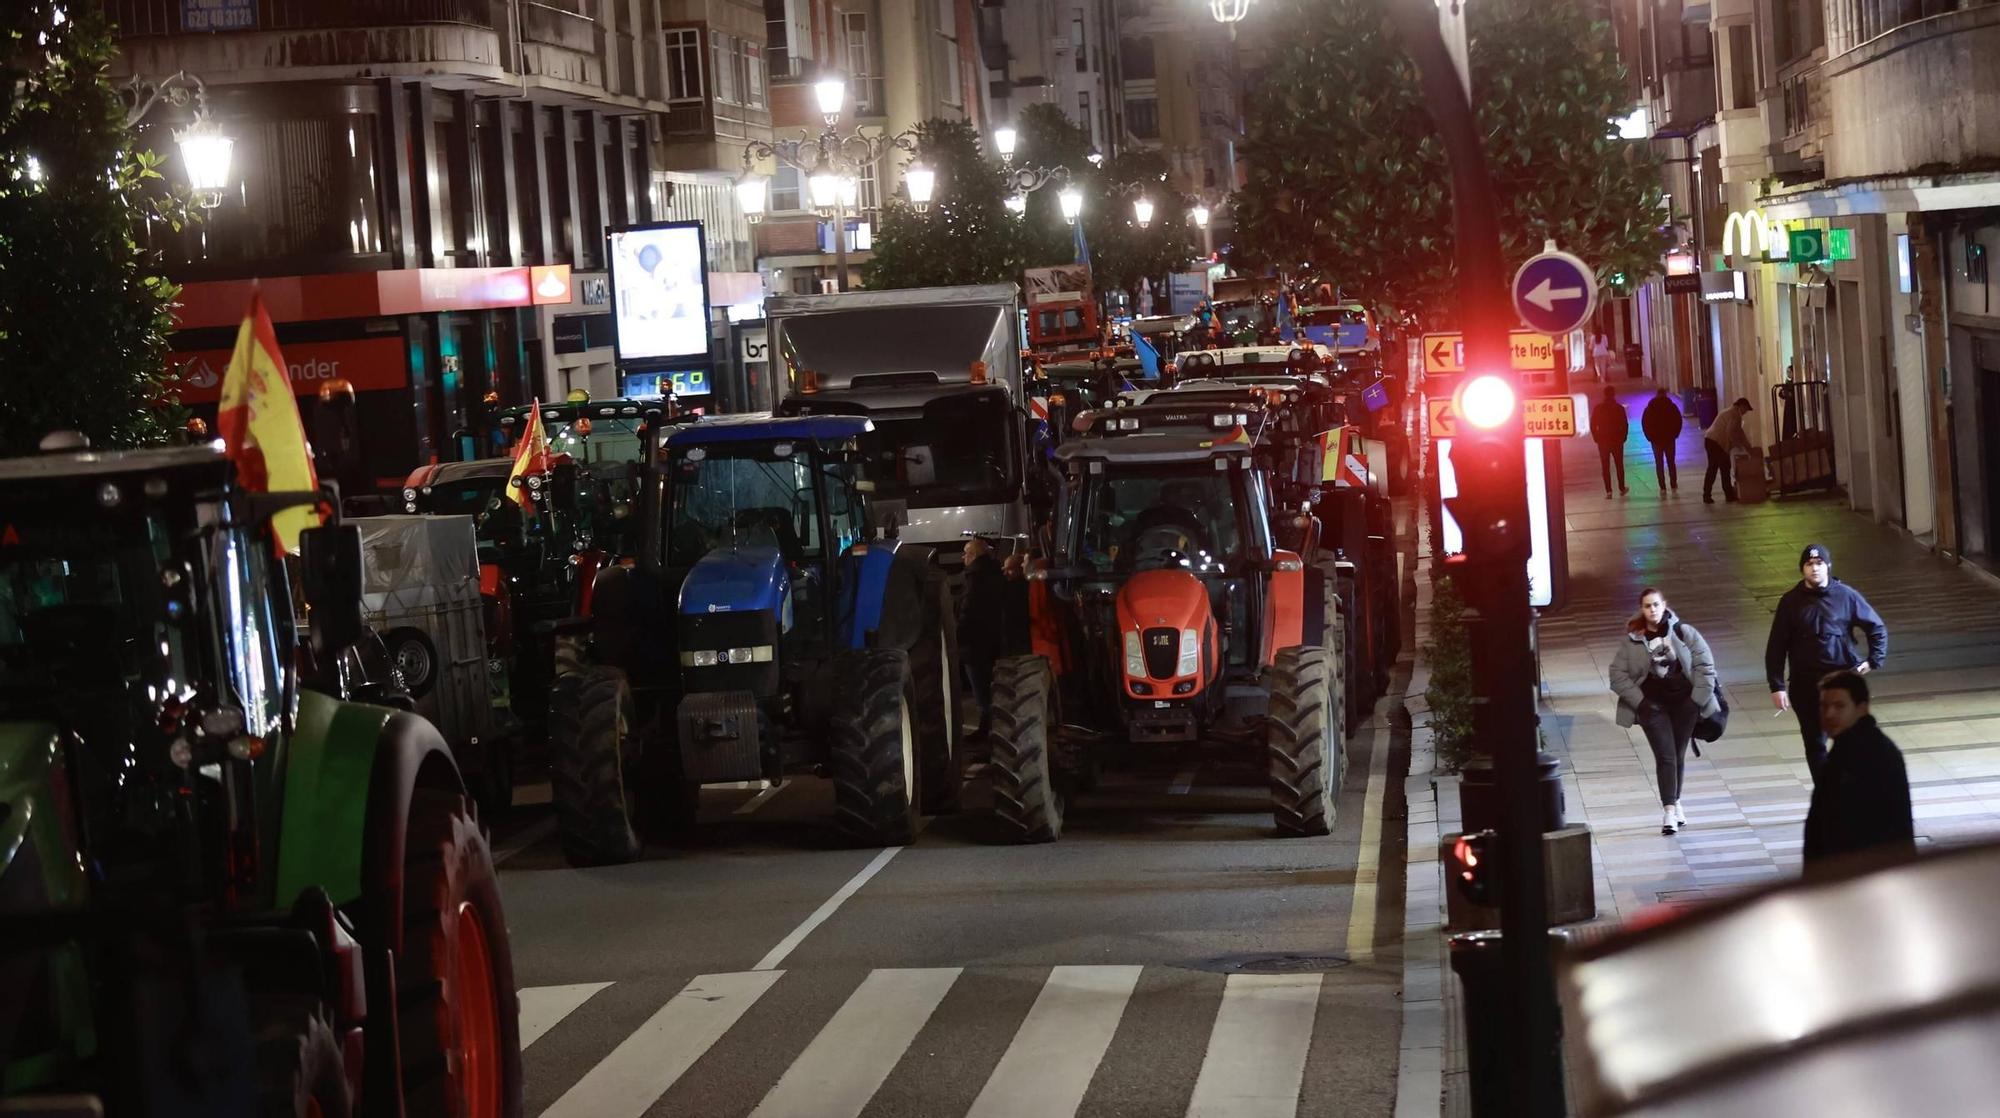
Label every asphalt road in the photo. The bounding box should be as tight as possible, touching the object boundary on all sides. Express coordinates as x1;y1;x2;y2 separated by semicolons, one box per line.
492;690;1414;1118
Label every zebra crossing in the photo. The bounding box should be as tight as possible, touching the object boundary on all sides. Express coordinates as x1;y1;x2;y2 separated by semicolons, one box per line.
521;962;1388;1118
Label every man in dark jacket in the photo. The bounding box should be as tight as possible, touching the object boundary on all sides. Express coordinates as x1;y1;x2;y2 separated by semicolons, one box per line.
1640;388;1684;493
1803;670;1914;867
1590;386;1629;498
1765;544;1889;780
959;536;1008;737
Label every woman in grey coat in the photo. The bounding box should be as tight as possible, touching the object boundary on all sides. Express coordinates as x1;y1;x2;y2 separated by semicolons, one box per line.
1609;588;1720;834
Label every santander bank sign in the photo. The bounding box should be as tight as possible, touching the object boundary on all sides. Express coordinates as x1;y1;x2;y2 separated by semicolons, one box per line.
170;336;408;405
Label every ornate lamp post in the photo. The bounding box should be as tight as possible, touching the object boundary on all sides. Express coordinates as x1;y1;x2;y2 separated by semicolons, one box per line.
121;70;234;208
990;126;1078;222
735;74;923;292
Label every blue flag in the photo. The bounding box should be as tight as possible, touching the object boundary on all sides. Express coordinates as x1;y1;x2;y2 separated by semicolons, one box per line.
1073;218;1091;266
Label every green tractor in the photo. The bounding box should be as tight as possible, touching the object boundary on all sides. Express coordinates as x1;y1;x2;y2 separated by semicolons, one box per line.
1;443;519;1116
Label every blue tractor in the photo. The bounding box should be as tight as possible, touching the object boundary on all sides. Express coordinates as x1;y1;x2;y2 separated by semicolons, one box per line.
545;414;965;864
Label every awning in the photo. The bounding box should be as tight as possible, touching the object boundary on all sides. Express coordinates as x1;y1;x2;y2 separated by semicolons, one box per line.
1761;172;2000;219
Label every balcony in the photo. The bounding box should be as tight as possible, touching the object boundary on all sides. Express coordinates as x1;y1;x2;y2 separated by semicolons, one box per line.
106;0;494;35
1822;4;2000;180
1762;57;1827;177
1655;58;1718;135
1716;106;1769;180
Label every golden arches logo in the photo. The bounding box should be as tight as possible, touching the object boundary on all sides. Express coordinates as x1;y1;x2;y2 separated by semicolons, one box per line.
1722;210;1788;259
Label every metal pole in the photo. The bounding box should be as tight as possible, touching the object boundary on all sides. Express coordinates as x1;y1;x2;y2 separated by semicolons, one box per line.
834;197;850;292
1385;2;1564;1116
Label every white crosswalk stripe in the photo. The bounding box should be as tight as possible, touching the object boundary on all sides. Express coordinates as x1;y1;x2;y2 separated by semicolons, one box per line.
526;964;1337;1118
965;964;1143;1118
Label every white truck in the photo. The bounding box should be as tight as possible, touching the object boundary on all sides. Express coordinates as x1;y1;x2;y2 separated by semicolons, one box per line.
769;283;1039;557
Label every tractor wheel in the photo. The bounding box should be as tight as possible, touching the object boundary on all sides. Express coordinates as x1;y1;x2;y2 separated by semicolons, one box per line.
909;576;965;815
1267;645;1340;837
548;665;643;866
388;628;439;699
253;995;352;1117
398;788;521;1118
988;655;1063;844
1323;581;1348;740
828;648;922;847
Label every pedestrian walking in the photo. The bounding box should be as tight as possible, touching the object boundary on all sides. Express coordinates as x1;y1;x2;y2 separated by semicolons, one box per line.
1610;588;1721;835
959;536;1008;737
1641;388;1684;493
1590;386;1630;498
1592;333;1614;381
1802;669;1914;868
1765;544;1889;781
1701;396;1755;503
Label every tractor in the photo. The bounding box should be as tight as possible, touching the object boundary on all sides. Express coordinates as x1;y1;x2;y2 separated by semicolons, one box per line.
985;402;1347;843
0;442;519;1116
544;414;963;865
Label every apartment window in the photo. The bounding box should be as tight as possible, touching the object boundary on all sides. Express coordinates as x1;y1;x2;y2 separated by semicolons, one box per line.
666;28;703;101
771;165;802;212
765;0;796;79
1078;91;1091;140
711;31;739;105
841;12;874;110
1726;24;1756;110
1073;10;1087;72
1127;97;1159;140
745;43;767;108
857;158;880;213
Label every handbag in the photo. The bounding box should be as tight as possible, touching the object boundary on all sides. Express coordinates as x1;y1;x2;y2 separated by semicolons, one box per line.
1694;677;1731;744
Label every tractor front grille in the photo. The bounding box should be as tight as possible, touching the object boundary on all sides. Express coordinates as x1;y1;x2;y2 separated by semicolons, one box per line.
1143;627;1179;680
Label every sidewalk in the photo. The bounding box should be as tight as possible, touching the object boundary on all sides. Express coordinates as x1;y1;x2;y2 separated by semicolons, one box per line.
1397;382;2000;1115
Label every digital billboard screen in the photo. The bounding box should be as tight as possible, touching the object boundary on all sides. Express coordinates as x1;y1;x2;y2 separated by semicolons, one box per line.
607;221;711;364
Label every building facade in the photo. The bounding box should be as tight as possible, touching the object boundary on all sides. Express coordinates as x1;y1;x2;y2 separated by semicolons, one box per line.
985;0;1125;157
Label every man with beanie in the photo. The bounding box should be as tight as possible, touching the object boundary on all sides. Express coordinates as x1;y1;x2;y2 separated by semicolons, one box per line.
1641;388;1684;493
1590;385;1630;498
1702;396;1755;503
1765;544;1889;781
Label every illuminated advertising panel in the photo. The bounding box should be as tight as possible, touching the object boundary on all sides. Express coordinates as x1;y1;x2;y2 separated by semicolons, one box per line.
607;221;711;364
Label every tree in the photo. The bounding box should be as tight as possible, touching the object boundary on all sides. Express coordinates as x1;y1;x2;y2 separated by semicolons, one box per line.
1;3;197;454
1233;0;1665;323
861;119;1025;289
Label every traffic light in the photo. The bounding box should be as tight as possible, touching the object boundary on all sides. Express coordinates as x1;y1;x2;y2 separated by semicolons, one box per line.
1451;829;1499;907
1443;372;1529;563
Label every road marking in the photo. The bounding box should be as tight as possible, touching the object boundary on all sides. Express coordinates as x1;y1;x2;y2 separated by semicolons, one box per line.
966;965;1144;1118
1345;719;1391;962
518;982;612;1049
733;780;789;815
540;970;784;1118
1185;973;1323;1118
749;968;962;1118
753;847;902;971
1169;766;1199;795
494;817;555;866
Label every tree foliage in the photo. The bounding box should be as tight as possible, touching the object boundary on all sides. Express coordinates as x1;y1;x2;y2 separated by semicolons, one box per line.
1;2;196;454
1233;0;1665;323
866;106;1196;299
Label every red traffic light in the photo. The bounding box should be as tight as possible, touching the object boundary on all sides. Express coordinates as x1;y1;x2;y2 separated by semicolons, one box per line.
1454;373;1517;430
1451;829;1499;907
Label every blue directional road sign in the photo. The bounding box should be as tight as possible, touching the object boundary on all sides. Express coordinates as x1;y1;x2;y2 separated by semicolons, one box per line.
1511;249;1599;336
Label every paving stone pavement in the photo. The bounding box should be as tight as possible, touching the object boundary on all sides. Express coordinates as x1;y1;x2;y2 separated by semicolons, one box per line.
1544;385;2000;920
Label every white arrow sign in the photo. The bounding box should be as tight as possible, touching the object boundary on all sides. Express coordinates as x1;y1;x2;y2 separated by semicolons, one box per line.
1524;276;1586;313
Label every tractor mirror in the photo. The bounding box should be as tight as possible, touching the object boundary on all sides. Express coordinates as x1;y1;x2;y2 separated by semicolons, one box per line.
870;499;907;539
299;523;365;654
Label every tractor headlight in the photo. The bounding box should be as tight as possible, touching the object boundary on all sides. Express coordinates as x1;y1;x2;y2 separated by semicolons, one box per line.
681;649;720;667
679;646;775;667
402;487;418;502
1177;628;1200;676
1123;631;1145;677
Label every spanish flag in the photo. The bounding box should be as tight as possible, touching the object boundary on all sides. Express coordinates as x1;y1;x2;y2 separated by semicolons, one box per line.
505;399;550;512
216;294;321;554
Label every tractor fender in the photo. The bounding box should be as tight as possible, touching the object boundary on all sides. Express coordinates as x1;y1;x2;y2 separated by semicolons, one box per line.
838;538;901;649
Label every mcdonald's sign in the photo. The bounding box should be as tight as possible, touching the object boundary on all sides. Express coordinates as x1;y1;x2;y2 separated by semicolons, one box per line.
1722;209;1791;262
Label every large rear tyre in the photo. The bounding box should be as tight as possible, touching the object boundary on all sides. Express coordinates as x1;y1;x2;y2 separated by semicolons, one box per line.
548;666;642;866
828;648;922;847
988;655;1063;844
1268;645;1341;837
253;995;353;1117
398;788;522;1118
909;576;964;815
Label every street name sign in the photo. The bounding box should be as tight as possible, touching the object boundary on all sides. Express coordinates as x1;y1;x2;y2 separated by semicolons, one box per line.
1421;330;1558;376
1512;249;1599;335
1428;395;1577;439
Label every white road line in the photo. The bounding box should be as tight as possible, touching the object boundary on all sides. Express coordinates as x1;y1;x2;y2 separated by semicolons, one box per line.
1169;766;1200;795
733;780;789;815
1346;719;1391;962
539;970;784;1118
753;847;901;971
749;968;962;1118
1185;973;1324;1118
965;965;1144;1118
518;982;612;1049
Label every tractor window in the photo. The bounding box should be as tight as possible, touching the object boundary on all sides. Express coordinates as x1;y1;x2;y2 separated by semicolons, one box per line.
1075;463;1247;576
666;447;819;568
856;389;1019;510
0;504;191;736
215;527;286;737
421;478;524;546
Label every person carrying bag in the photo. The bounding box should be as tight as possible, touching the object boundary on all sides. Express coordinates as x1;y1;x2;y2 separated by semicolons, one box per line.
1609;588;1721;835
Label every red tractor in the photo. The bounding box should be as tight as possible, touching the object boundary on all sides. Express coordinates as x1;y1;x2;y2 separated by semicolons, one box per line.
987;401;1347;842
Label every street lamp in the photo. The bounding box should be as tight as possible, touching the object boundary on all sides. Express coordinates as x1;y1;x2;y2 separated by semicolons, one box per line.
1132;197;1155;228
1058;187;1084;225
737;75;923;291
1190;204;1211;228
993;127;1018;163
122;70;234;207
1209;0;1251;23
1005;193;1028;215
